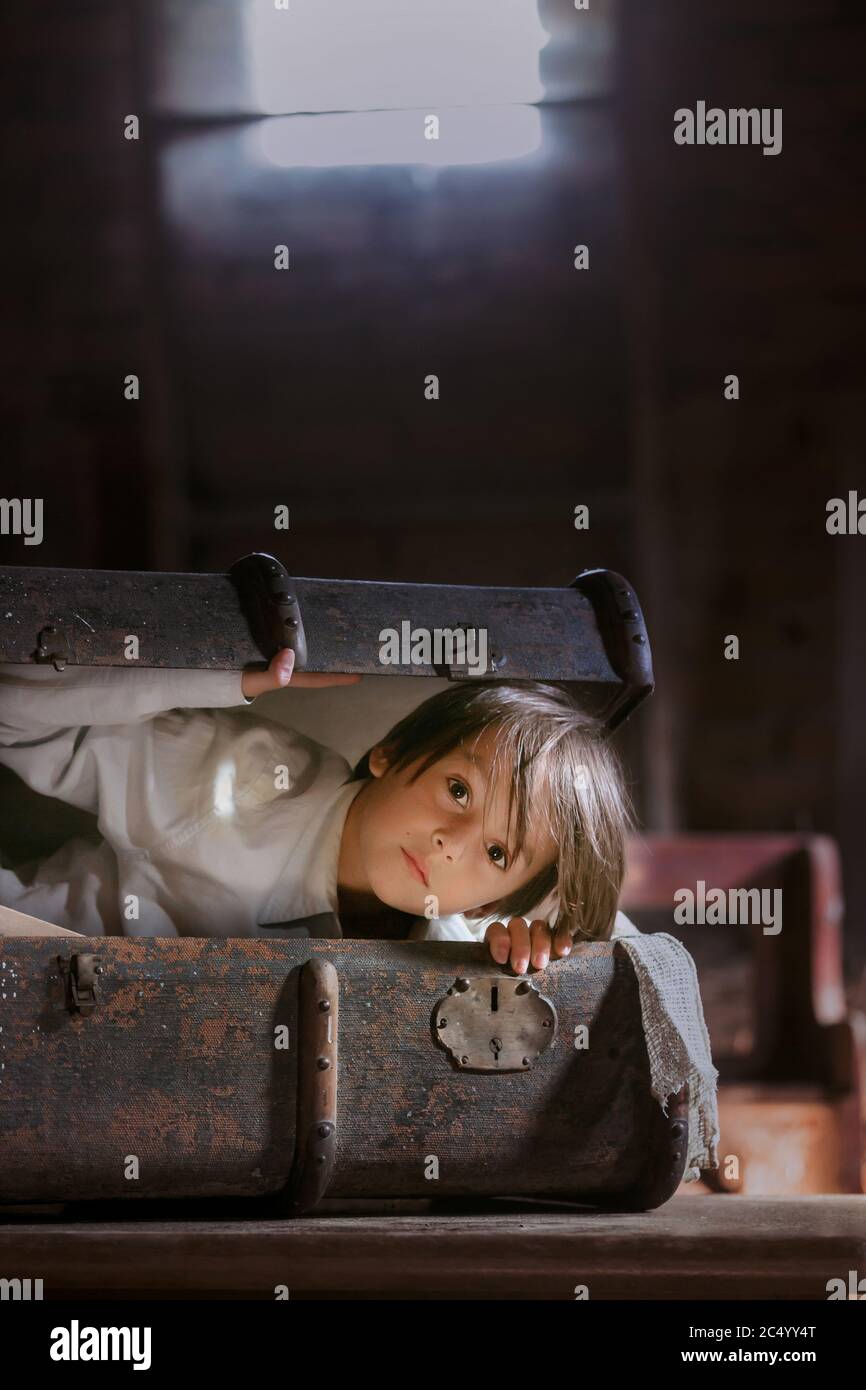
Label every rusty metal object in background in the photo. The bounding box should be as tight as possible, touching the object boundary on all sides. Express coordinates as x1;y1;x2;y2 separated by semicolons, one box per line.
434;975;557;1072
282;957;338;1216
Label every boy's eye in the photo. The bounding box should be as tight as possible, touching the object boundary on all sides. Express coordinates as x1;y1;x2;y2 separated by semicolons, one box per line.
447;779;508;870
448;778;469;805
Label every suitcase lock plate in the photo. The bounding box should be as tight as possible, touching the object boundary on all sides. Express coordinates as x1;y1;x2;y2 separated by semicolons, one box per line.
435;976;556;1072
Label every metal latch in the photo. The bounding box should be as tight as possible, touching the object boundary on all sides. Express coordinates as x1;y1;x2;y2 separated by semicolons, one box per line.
34;625;71;672
58;953;103;1015
434;975;556;1071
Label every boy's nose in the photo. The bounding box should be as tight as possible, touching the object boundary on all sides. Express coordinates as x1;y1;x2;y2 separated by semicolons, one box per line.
434;831;466;862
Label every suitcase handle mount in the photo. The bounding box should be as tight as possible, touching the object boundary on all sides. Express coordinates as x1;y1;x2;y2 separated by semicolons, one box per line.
229;552;308;670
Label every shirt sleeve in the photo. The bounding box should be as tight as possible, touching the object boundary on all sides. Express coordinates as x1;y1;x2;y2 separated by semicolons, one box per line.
0;662;249;819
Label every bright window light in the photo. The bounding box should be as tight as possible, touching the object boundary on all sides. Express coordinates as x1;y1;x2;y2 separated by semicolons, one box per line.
246;0;546;114
253;106;542;168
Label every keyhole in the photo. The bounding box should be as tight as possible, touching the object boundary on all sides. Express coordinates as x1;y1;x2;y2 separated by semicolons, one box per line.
489;1036;503;1061
491;985;498;1013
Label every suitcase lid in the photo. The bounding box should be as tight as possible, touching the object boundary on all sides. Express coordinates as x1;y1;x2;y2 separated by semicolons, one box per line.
0;555;653;729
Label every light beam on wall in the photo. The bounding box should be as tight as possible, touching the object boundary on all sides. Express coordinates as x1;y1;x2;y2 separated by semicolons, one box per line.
246;0;546;167
254;107;542;169
247;0;546;112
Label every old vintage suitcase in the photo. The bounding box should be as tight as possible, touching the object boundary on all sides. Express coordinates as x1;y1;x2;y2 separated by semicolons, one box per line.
0;555;682;1213
0;936;688;1213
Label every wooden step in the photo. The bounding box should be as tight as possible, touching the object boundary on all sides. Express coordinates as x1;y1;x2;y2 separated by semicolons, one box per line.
0;1196;862;1299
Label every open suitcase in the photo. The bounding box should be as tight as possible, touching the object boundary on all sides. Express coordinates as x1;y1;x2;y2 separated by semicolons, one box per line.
0;556;686;1214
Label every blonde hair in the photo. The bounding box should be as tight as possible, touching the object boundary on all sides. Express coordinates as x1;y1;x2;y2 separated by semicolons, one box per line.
351;680;633;941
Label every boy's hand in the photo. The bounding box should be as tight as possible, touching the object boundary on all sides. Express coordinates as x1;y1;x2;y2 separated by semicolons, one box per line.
484;917;573;975
242;648;363;701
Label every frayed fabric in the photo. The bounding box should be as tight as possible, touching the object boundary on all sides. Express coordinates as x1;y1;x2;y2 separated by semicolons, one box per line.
612;916;720;1178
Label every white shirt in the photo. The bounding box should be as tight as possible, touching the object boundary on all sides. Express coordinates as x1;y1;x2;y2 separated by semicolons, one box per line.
0;663;365;936
409;909;639;942
0;662;638;944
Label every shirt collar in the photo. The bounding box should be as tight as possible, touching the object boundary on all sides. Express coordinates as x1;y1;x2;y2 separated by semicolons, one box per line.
257;776;369;929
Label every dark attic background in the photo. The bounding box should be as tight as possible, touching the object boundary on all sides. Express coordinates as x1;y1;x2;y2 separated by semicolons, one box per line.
1;0;864;991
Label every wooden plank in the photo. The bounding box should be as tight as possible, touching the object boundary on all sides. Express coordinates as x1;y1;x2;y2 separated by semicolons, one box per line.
0;1196;862;1298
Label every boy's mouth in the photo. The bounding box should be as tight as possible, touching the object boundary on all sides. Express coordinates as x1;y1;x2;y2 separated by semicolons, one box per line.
401;848;429;887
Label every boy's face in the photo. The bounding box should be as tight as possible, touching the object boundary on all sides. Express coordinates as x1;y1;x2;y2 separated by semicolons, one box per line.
338;723;557;921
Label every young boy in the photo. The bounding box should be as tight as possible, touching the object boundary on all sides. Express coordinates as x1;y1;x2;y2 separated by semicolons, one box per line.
0;648;633;972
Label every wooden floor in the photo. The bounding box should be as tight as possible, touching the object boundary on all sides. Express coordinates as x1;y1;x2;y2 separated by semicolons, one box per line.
1;1195;864;1299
